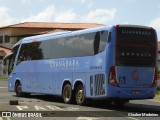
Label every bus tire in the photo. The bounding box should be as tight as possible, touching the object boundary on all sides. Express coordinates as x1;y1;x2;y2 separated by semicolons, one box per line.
75;84;86;105
15;82;23;97
62;84;73;104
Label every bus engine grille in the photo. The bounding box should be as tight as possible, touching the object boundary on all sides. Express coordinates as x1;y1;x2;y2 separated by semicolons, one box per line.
90;74;105;96
119;56;153;66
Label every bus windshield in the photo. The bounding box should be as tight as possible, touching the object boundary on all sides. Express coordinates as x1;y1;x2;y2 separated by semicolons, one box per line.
116;26;156;67
3;45;19;75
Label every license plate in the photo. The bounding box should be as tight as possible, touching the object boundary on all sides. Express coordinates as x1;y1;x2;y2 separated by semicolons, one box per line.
132;90;140;94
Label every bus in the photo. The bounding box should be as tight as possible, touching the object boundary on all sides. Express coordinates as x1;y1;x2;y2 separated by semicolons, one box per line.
3;25;158;106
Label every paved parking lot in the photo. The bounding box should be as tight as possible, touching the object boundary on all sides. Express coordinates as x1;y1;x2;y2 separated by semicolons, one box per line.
0;80;160;120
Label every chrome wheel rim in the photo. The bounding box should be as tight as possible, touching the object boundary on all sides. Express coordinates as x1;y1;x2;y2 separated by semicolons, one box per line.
77;89;84;103
64;86;71;102
16;85;22;95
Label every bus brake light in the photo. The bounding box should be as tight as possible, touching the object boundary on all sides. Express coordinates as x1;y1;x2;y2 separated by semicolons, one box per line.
152;68;158;87
109;66;119;87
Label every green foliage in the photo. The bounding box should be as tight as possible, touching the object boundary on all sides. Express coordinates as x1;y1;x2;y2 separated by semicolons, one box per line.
158;68;160;75
156;89;160;99
0;76;8;81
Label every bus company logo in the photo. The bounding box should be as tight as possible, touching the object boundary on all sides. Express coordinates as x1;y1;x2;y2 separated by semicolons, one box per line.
121;30;151;35
50;60;79;68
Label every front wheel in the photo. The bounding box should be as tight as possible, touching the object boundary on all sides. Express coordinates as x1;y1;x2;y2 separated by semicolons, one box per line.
15;83;23;97
75;84;86;105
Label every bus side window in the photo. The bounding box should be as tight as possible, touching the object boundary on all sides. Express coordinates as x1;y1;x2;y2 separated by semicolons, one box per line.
27;42;43;60
99;30;108;53
17;44;29;64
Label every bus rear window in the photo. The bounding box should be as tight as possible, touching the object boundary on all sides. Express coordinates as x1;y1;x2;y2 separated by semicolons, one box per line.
116;26;156;67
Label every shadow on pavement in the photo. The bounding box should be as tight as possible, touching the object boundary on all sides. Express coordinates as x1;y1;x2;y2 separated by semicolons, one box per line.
11;94;160;114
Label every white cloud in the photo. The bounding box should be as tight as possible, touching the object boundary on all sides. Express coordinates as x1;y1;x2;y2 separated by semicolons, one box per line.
21;0;44;4
80;0;86;4
0;5;117;27
83;9;117;24
74;0;86;4
124;0;136;4
21;0;31;4
149;17;160;40
149;17;160;31
22;5;77;23
88;2;93;9
0;6;17;26
54;8;117;24
55;10;77;23
21;5;55;22
122;21;129;24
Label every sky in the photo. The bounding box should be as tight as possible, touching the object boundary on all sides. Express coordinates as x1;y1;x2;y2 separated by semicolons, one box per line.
0;0;160;39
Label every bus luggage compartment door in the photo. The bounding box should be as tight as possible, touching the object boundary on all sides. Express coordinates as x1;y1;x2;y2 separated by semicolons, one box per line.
116;66;154;88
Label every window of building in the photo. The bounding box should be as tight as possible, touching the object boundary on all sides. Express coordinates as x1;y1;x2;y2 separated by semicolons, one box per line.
11;37;18;44
0;36;3;43
4;35;10;43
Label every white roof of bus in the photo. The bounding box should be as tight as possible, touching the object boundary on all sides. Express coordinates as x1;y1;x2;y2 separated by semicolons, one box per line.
13;25;111;48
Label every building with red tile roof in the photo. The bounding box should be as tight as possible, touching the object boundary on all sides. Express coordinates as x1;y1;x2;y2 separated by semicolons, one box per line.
0;22;103;76
0;22;103;29
0;22;103;49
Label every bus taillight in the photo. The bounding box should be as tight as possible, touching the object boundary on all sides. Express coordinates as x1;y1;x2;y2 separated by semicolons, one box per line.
109;66;119;87
152;68;158;87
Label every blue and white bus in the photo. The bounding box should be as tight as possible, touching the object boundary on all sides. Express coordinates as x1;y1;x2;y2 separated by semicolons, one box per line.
3;25;158;105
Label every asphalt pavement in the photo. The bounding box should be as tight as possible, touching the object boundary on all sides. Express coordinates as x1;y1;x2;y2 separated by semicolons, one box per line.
0;80;160;120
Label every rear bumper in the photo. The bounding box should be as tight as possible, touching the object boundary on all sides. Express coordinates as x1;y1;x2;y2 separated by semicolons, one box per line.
106;85;156;99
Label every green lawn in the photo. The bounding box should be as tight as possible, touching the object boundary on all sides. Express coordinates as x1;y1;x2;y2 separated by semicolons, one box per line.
156;89;160;99
0;76;8;81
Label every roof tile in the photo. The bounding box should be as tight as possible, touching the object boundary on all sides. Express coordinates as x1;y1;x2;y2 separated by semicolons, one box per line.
0;22;103;29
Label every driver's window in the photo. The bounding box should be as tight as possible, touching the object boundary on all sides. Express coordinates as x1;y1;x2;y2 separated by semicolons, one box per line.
8;45;19;74
17;44;29;64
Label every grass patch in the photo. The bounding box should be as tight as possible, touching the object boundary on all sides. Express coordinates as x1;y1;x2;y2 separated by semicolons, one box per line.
156;89;160;99
0;76;8;81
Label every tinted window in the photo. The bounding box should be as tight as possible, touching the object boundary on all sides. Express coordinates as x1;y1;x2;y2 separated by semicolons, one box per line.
17;44;29;64
19;30;108;60
8;45;19;74
18;42;43;61
99;31;108;52
116;26;156;67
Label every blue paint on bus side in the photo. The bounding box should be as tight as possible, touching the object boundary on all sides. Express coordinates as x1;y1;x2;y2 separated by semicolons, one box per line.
7;25;158;101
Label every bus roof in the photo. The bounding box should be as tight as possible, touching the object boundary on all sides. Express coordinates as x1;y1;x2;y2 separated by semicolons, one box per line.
13;31;71;48
12;24;155;49
13;25;110;48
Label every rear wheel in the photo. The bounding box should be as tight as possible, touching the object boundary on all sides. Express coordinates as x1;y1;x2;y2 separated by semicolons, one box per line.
62;84;73;104
75;84;86;105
